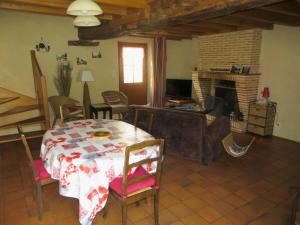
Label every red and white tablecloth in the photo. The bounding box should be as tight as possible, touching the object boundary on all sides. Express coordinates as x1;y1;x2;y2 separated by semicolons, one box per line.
40;119;157;225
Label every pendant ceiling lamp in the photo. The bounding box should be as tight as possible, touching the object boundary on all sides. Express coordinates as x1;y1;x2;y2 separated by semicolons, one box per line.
73;15;101;27
67;0;103;16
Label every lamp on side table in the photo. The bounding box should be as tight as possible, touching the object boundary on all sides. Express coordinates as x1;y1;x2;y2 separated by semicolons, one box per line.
78;70;94;119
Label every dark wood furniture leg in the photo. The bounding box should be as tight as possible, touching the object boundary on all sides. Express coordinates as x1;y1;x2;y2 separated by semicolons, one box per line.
289;186;300;225
89;106;93;119
103;111;107;119
109;108;112;119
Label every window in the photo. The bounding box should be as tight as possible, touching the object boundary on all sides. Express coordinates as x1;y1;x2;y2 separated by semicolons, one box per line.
122;47;144;83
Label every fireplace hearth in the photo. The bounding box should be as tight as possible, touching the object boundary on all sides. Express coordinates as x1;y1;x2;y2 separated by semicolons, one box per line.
192;71;260;132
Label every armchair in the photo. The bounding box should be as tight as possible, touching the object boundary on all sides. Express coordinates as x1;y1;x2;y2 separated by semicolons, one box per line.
48;96;84;127
102;90;128;119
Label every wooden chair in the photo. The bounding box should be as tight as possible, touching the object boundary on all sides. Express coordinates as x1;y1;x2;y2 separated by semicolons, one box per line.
109;139;165;225
134;109;154;133
18;126;56;219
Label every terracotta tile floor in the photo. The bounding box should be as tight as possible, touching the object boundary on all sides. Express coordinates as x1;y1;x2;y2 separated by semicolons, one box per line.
1;135;300;225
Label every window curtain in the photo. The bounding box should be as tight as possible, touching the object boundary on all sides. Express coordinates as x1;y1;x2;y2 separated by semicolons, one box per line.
152;37;167;107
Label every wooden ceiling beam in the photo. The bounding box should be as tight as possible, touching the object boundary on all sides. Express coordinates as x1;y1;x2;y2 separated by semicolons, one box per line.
110;9;146;26
145;31;193;39
79;0;285;40
161;28;202;36
93;0;147;9
183;24;224;33
129;34;186;40
259;0;300;17
165;27;207;35
188;21;240;31
2;0;128;15
235;8;300;26
208;15;274;30
0;2;112;20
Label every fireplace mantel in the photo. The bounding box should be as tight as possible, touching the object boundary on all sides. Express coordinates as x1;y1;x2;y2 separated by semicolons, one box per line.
192;71;260;132
196;71;260;81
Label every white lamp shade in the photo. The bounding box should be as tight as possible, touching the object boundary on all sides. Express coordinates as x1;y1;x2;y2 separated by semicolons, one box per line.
73;15;101;27
78;70;95;82
67;0;103;16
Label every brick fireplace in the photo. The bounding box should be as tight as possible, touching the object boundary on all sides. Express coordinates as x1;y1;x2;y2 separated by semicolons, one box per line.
193;29;262;132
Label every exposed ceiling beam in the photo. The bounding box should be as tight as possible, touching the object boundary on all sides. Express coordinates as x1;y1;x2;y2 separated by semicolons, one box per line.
145;31;193;39
78;0;285;40
162;28;205;36
0;2;112;20
208;15;274;30
188;21;240;32
129;34;188;40
2;0;128;15
259;0;300;17
235;8;300;26
166;26;208;35
110;9;146;26
93;0;147;9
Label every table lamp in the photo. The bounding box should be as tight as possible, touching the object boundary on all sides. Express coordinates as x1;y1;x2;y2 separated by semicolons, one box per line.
78;70;94;118
262;87;270;104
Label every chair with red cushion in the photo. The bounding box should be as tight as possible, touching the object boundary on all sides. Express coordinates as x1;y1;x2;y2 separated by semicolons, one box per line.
49;96;84;127
102;90;128;119
109;139;165;225
19;131;56;219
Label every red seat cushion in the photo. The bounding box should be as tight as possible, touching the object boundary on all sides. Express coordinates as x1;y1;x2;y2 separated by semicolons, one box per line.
109;166;156;197
106;95;121;105
34;160;51;181
68;106;80;113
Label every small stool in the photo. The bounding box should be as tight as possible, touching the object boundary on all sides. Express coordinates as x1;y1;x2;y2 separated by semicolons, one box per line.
90;103;112;119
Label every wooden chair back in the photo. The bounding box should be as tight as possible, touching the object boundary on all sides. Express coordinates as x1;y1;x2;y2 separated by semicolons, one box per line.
122;139;164;197
20;133;39;179
134;109;154;133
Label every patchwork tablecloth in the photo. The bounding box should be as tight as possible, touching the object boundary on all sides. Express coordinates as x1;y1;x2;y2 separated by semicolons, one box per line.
41;119;157;225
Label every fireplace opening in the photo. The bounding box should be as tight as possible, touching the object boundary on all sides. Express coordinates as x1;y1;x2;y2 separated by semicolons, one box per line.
215;80;239;116
205;80;242;120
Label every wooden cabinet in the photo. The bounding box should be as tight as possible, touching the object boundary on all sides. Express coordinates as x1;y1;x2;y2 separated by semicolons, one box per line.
247;102;276;136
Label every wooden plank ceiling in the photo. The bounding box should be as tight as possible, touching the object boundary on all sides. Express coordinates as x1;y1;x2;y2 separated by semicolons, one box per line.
1;0;299;40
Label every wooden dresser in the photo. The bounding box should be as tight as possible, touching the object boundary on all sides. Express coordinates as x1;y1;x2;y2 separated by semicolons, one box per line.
247;102;277;136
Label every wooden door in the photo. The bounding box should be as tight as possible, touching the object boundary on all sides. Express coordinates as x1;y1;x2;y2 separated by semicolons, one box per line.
118;42;148;105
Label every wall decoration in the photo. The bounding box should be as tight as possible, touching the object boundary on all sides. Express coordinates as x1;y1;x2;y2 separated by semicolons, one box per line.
76;57;87;65
35;37;50;52
56;53;68;61
92;50;102;58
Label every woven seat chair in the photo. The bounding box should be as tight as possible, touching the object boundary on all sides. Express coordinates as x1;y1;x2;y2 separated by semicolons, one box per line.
102;91;128;119
48;96;84;127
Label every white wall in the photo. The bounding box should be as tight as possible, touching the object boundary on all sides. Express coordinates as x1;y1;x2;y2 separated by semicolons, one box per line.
260;25;300;142
166;39;198;79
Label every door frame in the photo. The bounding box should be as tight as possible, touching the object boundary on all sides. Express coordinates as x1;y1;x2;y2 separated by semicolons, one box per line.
118;42;148;104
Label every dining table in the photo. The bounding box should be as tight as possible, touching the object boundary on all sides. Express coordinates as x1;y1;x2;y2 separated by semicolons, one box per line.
40;119;158;225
